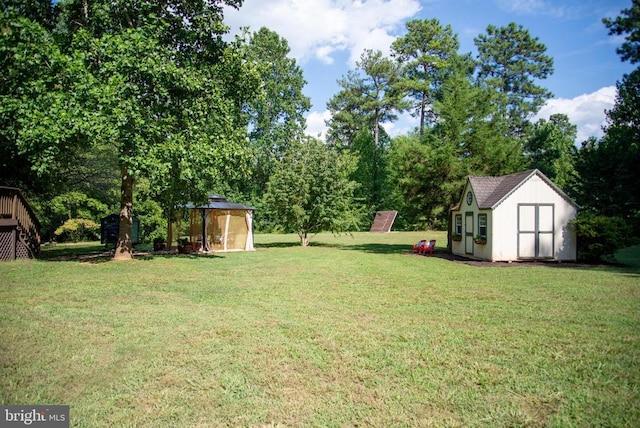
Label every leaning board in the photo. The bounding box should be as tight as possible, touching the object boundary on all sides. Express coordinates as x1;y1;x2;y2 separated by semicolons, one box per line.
369;211;398;233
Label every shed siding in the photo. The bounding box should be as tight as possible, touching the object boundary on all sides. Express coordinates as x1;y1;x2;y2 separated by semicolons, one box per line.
492;175;577;261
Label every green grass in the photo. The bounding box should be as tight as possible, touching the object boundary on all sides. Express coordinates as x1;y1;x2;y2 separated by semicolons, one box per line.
616;244;640;268
1;232;639;427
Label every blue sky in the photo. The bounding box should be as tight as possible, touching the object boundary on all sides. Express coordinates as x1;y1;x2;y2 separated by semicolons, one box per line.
223;0;635;142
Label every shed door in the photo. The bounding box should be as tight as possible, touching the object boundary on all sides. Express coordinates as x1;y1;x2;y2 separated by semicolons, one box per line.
518;204;554;259
464;212;474;255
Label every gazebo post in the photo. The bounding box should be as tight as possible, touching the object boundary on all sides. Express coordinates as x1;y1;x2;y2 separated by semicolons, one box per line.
201;208;209;252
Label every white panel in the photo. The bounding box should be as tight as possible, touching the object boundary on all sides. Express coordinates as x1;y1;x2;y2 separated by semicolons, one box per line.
539;205;554;232
519;233;536;258
465;214;473;230
465;213;474;255
539;233;554;258
519;205;536;231
465;235;474;254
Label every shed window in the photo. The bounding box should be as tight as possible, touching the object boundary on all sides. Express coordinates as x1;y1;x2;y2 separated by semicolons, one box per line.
478;214;487;239
454;214;462;235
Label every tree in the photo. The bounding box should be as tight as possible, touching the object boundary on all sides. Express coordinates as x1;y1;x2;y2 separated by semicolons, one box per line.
2;0;54;29
525;114;578;190
475;23;554;139
603;0;640;64
327;49;407;148
242;27;311;198
385;133;456;230
349;128;390;221
29;0;257;260
325;69;367;148
577;70;640;220
391;18;459;135
433;54;524;177
263;137;359;246
573;1;640;235
0;10;87;195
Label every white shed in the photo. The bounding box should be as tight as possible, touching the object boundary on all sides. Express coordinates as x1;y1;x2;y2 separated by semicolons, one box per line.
450;169;578;262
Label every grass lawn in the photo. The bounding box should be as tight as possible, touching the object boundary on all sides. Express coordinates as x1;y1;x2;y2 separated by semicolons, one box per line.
1;231;639;427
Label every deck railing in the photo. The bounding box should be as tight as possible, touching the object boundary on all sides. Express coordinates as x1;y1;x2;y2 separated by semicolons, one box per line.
0;187;41;260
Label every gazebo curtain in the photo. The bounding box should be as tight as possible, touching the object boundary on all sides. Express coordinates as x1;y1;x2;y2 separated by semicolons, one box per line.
181;209;253;252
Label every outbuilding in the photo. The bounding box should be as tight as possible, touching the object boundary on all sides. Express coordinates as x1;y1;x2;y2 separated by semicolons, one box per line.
171;195;255;253
450;169;578;262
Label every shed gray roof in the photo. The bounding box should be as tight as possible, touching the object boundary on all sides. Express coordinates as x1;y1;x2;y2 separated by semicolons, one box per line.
467;169;577;209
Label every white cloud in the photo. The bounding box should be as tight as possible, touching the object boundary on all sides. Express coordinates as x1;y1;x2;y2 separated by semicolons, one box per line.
305;109;416;141
310;87;617;143
534;86;616;142
493;0;570;18
495;0;545;14
305;109;333;140
223;0;422;65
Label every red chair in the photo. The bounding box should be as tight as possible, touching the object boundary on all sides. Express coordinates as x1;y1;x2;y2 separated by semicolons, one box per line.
412;240;427;254
420;239;436;255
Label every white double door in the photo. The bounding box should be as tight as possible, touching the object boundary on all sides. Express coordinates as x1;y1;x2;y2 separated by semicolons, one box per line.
518;204;554;259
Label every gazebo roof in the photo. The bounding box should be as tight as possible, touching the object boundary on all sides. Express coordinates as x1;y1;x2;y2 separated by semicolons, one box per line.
184;194;254;211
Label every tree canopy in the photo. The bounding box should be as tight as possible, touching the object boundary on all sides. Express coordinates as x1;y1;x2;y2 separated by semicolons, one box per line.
3;2;637;255
264;137;359;246
603;0;640;65
475;22;554;139
327;49;407;149
3;0;260;259
241;27;311;199
391;18;459;135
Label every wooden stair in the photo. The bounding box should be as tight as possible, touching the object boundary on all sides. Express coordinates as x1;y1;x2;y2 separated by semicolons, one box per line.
0;187;40;261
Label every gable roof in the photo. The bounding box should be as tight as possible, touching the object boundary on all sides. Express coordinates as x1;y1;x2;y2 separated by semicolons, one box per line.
468;169;578;209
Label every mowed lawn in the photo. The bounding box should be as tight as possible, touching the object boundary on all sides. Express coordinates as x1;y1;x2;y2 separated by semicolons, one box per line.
1;232;639;427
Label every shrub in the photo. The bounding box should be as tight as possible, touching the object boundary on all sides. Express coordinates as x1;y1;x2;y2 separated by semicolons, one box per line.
571;214;635;263
54;218;100;242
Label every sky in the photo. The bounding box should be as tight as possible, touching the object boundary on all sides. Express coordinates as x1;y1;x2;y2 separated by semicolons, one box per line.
222;0;636;143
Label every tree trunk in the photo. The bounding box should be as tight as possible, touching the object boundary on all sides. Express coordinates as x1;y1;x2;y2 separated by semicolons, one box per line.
113;164;134;260
419;92;426;136
300;231;309;247
374;111;380;148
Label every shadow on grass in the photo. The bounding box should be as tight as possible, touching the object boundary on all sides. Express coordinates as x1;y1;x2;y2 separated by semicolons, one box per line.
39;244;113;263
313;242;414;255
255;240;418;254
255;242;301;249
39;244;224;263
136;252;224;261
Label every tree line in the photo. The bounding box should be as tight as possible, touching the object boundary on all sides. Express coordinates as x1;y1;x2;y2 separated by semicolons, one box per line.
1;0;638;258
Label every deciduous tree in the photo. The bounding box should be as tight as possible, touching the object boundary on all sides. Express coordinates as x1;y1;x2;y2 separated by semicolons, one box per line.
264;137;359;246
47;0;257;259
525;113;578;190
242;27;311;198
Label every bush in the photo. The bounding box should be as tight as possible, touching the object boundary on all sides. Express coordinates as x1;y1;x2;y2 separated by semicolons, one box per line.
134;198;166;243
54;218;100;242
571;214;636;263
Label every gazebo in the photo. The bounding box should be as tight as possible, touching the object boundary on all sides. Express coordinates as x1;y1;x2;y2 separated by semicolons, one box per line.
171;195;255;253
